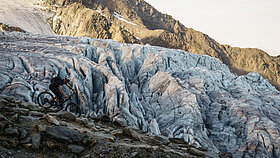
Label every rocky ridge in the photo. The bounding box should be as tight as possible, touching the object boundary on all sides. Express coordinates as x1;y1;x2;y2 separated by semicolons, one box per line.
0;95;214;158
0;23;26;33
0;31;280;157
41;0;280;90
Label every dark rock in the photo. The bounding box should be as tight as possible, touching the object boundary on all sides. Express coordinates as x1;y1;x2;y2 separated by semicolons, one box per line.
2;107;14;112
13;107;29;115
169;138;188;144
188;147;205;156
19;115;39;122
22;143;32;149
68;145;85;154
20;137;31;144
46;141;57;148
75;118;89;125
3;127;19;137
91;114;110;122
0;99;7;111
122;127;140;141
36;124;47;132
152;135;170;145
31;132;41;149
45;126;84;143
161;128;172;137
113;119;127;127
2;141;10;148
9;139;19;147
11;113;19;122
0;113;8;130
22;102;44;112
49;111;76;121
19;129;28;139
29;111;44;117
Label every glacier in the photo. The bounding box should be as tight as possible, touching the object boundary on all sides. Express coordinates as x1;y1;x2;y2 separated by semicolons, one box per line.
0;31;280;157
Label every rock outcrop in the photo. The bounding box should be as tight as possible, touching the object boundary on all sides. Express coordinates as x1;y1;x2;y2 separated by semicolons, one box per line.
1;31;280;157
1;95;212;157
0;23;25;33
41;0;280;90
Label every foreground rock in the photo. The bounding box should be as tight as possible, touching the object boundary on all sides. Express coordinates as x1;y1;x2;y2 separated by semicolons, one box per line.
0;95;213;157
0;31;280;157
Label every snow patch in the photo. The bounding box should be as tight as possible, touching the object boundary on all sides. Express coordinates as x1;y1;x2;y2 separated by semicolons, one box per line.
96;10;106;17
113;12;136;26
53;14;62;21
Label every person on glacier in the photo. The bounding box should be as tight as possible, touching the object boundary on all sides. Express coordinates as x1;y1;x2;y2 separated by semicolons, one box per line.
49;76;75;107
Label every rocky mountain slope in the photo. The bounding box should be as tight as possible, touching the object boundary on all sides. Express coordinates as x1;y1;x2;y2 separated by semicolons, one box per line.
0;95;214;158
40;0;280;90
1;31;280;157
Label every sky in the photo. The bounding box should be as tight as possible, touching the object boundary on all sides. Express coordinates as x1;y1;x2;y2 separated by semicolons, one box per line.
145;0;280;56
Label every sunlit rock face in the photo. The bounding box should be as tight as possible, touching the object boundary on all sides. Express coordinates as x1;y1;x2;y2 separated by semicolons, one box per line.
1;31;280;157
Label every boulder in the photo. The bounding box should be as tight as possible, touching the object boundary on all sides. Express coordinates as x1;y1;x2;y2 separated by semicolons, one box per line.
43;114;60;126
68;145;85;154
45;126;84;143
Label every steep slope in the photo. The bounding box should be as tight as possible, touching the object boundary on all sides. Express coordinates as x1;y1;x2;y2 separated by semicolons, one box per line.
1;31;280;157
41;0;280;89
0;0;54;35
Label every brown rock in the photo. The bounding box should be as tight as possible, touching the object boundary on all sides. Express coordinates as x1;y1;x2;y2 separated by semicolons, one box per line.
43;114;60;126
9;139;19;147
113;119;127;127
169;137;187;144
22;143;32;149
51;111;76;121
0;23;26;33
75;117;89;125
91;138;97;147
188;147;205;156
111;129;123;136
86;122;95;128
91;114;110;122
90;127;98;132
107;137;115;143
22;102;43;112
46;141;57;148
36;124;47;132
122;127;140;141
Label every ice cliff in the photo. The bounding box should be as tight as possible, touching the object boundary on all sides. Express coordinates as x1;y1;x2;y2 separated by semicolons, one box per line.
0;31;279;157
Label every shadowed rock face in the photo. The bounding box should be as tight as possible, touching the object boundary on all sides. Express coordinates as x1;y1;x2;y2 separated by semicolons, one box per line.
41;0;280;90
1;31;280;157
